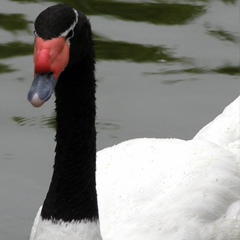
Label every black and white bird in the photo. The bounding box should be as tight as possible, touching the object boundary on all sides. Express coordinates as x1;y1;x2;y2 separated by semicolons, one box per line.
28;4;240;240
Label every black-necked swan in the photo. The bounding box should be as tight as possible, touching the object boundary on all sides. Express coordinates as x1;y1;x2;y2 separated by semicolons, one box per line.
27;4;240;240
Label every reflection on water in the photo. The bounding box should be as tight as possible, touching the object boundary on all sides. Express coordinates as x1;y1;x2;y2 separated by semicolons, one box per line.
63;0;207;25
13;115;56;128
0;12;29;31
0;0;238;76
146;65;240;77
215;66;239;76
221;0;237;3
95;35;178;63
0;63;15;73
207;27;238;43
13;115;120;132
8;0;207;25
0;42;33;59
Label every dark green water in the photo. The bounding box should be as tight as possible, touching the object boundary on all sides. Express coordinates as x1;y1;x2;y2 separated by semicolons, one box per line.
0;0;239;239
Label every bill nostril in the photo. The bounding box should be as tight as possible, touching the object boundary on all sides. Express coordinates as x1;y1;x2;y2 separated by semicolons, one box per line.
47;72;53;78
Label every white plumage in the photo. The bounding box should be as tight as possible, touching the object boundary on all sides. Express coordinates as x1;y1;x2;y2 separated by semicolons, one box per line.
96;96;240;240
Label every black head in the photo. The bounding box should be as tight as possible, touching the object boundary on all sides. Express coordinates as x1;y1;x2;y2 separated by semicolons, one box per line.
28;4;95;107
34;4;78;40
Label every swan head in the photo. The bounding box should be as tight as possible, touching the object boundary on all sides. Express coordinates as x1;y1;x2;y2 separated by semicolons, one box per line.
27;4;91;107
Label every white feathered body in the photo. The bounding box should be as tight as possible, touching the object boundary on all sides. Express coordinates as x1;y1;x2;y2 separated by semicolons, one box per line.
97;97;240;240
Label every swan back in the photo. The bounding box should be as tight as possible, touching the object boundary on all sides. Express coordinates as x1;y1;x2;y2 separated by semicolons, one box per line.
195;96;240;147
97;96;240;240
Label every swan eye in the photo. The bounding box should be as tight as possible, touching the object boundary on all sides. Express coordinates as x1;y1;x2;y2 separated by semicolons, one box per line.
66;29;74;40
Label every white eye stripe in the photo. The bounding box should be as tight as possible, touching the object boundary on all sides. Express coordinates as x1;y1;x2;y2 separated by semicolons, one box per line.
60;8;79;38
33;29;38;37
34;8;79;40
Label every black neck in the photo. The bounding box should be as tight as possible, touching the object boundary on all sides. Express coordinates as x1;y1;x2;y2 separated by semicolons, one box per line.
41;46;98;222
